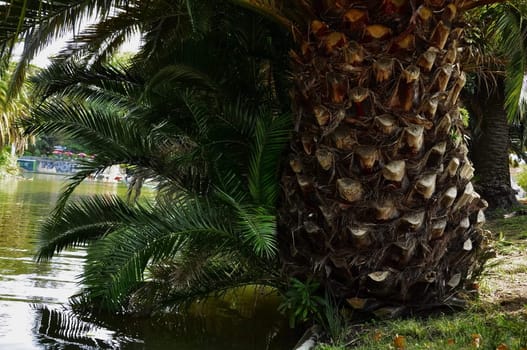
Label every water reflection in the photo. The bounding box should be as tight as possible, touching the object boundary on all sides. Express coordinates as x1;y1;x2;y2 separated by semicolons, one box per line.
33;306;136;349
31;296;295;350
0;174;295;349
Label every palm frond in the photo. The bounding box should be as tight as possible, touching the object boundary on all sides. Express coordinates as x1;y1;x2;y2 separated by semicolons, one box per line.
50;162;117;222
495;4;527;122
216;96;260;138
132;259;275;313
145;64;217;95
39;184;279;311
1;0;130;94
24;96;161;213
24;0;294;314
54;10;140;65
227;0;298;33
461;0;509;11
179;90;213;139
184;0;214;35
193;99;259;184
76;196;240;310
132;0;214;66
215;189;277;259
463;6;505;94
30;59;143;106
248;112;290;207
0;69;31;146
463;1;527;128
28;69;219;199
28;94;166;157
237;205;278;259
36;194;137;261
33;59;140;91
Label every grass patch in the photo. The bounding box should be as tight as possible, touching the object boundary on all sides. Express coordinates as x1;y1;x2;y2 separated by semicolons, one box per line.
317;309;527;349
485;211;527;241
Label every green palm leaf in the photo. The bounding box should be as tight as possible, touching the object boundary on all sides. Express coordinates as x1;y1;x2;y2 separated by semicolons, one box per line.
215;188;277;259
495;3;527;122
76;196;240;309
54;11;140;65
248;112;290;207
136;259;275;312
1;0;129;94
30;60;143;106
227;0;300;31
146;64;217;95
26;98;146;157
36;194;138;261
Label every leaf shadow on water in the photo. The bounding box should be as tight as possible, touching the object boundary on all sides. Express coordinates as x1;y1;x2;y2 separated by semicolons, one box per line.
30;302;300;350
31;304;143;350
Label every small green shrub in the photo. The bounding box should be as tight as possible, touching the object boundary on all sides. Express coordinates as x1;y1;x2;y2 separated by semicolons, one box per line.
278;278;326;328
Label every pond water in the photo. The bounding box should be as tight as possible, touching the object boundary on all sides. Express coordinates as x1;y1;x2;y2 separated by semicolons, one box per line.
0;174;296;349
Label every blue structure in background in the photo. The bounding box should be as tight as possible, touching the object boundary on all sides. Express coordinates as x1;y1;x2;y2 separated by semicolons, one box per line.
17;158;37;172
17;157;79;175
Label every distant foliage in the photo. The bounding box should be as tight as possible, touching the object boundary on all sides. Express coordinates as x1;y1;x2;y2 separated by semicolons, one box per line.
515;165;527;191
0;146;19;176
0;146;8;167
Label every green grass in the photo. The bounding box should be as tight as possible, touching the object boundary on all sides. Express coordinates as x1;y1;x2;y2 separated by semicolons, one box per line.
316;213;527;350
317;309;527;349
486;215;527;241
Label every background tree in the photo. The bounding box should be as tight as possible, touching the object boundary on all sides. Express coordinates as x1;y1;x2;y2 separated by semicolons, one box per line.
0;66;31;153
462;1;527;210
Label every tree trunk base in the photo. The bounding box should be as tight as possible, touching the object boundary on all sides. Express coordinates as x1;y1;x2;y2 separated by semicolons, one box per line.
475;183;518;212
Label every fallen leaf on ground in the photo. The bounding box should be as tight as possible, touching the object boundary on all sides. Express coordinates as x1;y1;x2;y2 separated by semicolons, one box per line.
394;334;406;349
471;334;482;348
373;330;382;341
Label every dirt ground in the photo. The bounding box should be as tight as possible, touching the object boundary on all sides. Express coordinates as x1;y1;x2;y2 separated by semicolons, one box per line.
481;219;527;316
482;250;527;315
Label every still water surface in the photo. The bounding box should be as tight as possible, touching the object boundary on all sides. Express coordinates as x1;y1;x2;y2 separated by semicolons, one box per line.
0;174;295;349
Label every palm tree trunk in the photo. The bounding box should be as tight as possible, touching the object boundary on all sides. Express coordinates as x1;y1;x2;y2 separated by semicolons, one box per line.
467;89;518;211
279;0;490;309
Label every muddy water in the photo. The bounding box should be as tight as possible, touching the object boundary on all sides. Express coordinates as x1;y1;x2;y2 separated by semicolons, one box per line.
0;174;295;349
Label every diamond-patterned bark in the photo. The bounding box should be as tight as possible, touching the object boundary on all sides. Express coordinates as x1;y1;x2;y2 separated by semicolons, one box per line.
279;0;490;308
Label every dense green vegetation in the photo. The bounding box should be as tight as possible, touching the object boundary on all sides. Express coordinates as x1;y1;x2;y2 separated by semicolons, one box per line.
0;67;31;155
24;7;294;313
0;145;18;176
